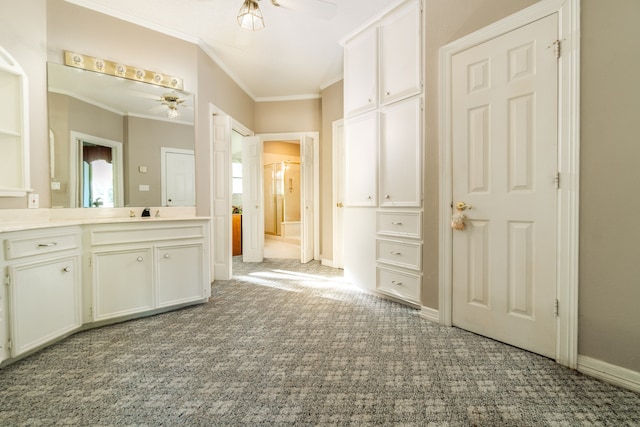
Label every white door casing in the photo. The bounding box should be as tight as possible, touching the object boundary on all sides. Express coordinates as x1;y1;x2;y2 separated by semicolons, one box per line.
69;131;123;208
211;113;232;279
301;134;314;263
451;14;559;359
242;135;265;262
332;119;345;269
161;148;195;207
439;0;580;368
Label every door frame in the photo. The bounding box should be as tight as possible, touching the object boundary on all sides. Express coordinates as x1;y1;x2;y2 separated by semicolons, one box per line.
208;103;253;280
438;0;580;368
331;119;345;269
69;131;124;208
259;132;321;262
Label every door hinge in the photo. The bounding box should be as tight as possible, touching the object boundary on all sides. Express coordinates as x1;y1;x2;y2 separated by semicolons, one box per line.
4;274;10;286
551;40;561;59
554;172;560;189
554;299;559;316
7;339;11;351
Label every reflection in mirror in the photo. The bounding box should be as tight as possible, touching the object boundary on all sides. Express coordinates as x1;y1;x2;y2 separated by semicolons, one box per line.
47;62;195;208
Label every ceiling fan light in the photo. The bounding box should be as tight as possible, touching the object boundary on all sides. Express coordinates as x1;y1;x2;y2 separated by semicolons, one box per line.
237;0;265;31
167;106;181;119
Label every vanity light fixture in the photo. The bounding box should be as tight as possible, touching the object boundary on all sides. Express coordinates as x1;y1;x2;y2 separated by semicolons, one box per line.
63;51;184;90
237;0;265;31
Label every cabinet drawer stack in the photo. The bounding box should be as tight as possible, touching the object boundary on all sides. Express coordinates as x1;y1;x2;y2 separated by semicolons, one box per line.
343;0;424;306
375;211;422;305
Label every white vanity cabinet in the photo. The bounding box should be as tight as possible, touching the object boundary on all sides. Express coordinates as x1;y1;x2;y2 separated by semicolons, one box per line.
91;247;154;321
2;227;82;358
156;243;206;308
86;220;210;323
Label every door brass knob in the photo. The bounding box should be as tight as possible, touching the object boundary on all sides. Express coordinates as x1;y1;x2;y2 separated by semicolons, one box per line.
456;201;472;211
337;202;343;208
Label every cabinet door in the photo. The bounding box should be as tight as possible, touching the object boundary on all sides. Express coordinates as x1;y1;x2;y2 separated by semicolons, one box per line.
344;112;378;207
9;255;81;356
379;0;422;106
379;97;422;207
344;26;378;117
157;244;205;307
93;248;153;321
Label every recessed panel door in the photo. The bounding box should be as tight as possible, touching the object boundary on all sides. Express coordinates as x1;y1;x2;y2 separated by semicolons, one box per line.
451;14;559;358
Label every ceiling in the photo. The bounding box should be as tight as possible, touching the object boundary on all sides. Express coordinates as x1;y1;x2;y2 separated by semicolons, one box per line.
66;0;398;101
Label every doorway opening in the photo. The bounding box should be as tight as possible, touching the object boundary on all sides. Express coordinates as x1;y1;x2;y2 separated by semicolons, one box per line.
263;141;301;259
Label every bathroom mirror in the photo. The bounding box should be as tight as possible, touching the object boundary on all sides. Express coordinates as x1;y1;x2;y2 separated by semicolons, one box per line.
47;62;195;208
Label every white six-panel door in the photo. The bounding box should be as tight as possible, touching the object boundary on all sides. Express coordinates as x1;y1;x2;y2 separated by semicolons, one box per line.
451;13;559;358
242;136;265;262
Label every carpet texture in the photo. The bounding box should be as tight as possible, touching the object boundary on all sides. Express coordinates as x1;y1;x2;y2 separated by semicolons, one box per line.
0;258;638;426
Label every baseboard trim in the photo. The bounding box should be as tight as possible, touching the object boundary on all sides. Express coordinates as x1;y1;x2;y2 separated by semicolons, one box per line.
419;306;440;323
321;259;335;268
578;355;640;393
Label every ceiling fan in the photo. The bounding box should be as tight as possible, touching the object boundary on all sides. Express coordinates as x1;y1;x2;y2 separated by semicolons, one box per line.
238;0;337;30
158;93;186;119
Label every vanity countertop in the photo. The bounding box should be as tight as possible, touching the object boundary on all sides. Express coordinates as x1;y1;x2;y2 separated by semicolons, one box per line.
0;208;210;233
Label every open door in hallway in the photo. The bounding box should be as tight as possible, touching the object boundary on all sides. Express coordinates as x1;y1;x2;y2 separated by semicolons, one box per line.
242;135;264;262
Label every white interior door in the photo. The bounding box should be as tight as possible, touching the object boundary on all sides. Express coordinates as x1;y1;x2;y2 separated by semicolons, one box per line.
301;134;314;263
332;120;345;269
212;114;232;280
162;148;195;207
451;13;559;358
242;136;264;262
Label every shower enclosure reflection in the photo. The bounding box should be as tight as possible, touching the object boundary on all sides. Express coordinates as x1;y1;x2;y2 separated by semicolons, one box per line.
264;161;301;240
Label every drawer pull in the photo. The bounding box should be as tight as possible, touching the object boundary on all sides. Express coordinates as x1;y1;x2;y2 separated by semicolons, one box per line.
137;257;144;262
62;266;71;273
38;242;58;247
391;222;403;226
391;251;402;256
391;280;403;286
164;254;170;259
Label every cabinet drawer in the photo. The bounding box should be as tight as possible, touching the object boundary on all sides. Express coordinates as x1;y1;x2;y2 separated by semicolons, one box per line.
89;223;205;246
4;229;80;260
376;267;421;304
376;239;421;271
376;211;421;239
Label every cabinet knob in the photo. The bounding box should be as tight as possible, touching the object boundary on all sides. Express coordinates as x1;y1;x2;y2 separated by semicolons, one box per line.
137;256;144;262
391;251;402;256
367;196;372;200
391;222;403;226
386;91;391;96
391;280;403;286
368;98;372;103
164;254;170;259
385;195;390;199
62;266;71;273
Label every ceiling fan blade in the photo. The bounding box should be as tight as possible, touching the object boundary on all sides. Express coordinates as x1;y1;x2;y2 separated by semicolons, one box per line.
273;0;337;20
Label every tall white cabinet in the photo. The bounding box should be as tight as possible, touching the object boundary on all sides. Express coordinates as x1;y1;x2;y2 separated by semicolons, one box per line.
343;0;424;306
